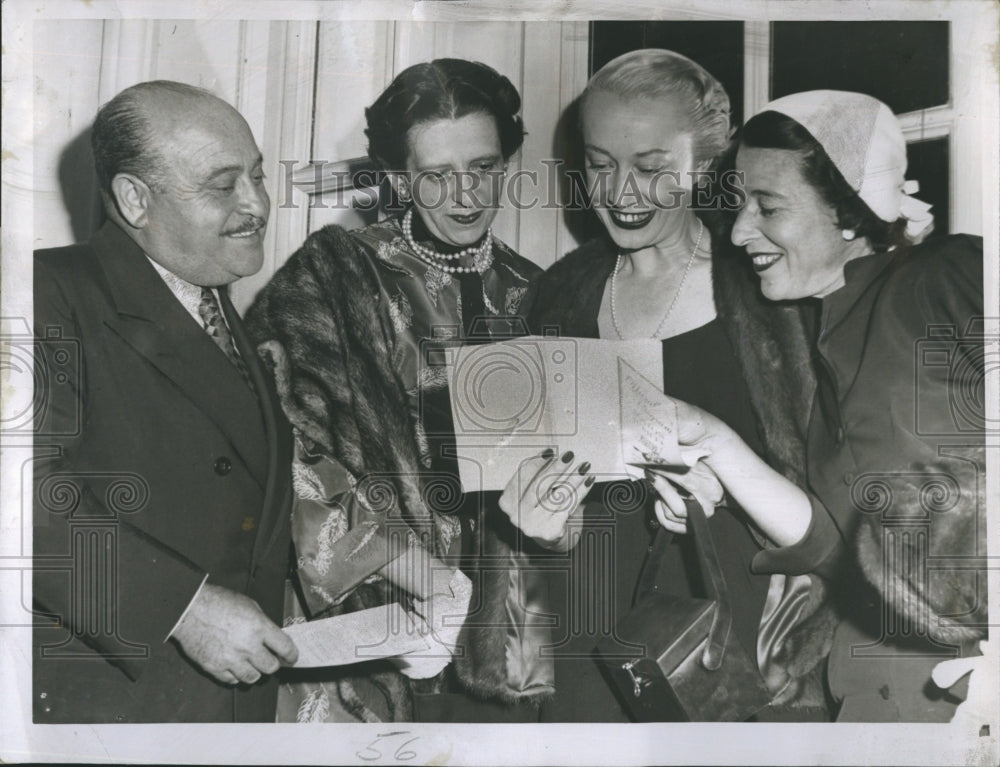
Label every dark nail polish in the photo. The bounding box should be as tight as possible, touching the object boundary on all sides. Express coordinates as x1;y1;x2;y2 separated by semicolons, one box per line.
561;451;574;463
541;448;555;460
584;476;596;487
577;461;591;474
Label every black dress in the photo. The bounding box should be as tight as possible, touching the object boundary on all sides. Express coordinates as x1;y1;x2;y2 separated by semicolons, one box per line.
538;318;772;722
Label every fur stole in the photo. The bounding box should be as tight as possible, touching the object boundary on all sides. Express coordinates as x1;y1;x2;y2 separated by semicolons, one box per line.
246;224;533;713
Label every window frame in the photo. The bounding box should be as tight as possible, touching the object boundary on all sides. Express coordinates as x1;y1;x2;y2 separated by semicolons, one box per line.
743;20;983;236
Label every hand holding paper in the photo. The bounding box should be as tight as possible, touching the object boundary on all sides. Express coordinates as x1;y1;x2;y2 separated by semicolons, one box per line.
445;337;719;492
282;603;430;668
646;461;725;534
392;566;473;679
618;360;712;474
283;543;471;673
498;449;595;552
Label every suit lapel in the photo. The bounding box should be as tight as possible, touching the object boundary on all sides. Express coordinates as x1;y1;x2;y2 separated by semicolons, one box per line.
222;288;292;561
93;223;268;486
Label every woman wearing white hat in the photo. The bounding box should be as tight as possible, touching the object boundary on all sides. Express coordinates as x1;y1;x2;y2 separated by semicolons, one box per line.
656;90;987;722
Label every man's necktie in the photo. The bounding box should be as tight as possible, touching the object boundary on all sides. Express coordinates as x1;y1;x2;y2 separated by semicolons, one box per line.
198;287;255;394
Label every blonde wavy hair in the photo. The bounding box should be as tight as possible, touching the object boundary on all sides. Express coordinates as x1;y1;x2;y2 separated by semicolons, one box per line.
581;48;734;166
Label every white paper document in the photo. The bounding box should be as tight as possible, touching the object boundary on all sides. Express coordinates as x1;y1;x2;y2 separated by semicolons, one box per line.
445;336;692;492
617;357;691;467
283;603;430;668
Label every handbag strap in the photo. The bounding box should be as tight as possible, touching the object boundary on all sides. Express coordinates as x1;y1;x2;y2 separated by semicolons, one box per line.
686;498;733;671
634;496;734;671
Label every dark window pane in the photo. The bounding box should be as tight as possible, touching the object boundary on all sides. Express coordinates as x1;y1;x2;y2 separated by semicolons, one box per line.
590;21;647;74
907;137;949;236
772;22;949;114
590;21;744;125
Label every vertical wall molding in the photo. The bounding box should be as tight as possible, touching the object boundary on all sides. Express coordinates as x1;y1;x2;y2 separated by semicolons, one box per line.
518;20;590;266
553;20;591;263
742;21;770;125
231;21;318;312
949;15;991;237
97;20;157;105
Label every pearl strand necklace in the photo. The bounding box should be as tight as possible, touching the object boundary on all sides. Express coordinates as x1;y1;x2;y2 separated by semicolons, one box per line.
610;219;704;340
402;207;493;274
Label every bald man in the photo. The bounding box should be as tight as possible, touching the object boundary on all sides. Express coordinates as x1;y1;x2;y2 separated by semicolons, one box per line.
33;81;297;723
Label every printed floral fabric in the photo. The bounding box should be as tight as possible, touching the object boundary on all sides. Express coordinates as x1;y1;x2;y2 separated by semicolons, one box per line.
353;215;538;395
277;213;540;721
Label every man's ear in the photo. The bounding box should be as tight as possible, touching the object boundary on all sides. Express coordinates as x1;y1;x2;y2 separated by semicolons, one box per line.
110;173;152;229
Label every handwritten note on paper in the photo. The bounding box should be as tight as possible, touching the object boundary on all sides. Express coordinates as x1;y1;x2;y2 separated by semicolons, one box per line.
618;358;687;472
445;336;667;491
283;603;429;668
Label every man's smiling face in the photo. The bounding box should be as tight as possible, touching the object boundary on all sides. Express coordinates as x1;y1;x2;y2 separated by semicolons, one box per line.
136;95;270;287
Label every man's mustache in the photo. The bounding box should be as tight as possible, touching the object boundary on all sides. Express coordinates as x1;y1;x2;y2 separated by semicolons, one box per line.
224;217;267;236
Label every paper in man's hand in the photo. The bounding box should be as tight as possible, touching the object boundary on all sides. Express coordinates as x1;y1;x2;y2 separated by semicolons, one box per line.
282;603;430;668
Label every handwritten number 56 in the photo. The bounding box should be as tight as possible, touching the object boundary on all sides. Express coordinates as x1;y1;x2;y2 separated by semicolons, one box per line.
357;732;419;762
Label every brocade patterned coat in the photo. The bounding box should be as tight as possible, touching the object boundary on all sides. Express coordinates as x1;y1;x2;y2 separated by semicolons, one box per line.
246;213;545;722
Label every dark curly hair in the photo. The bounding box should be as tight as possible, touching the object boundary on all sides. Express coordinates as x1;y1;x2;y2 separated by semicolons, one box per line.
739;110;909;252
364;58;525;171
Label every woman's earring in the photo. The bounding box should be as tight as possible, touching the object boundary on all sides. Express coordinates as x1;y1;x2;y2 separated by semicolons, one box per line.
842;229;856;241
397;183;411;203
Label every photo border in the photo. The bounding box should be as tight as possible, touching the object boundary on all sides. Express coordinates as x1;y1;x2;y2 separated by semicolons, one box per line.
2;1;997;764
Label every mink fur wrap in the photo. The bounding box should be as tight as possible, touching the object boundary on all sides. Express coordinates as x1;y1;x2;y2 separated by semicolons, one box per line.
246;224;547;718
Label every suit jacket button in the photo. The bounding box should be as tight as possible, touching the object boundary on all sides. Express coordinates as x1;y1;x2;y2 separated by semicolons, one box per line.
214;457;232;476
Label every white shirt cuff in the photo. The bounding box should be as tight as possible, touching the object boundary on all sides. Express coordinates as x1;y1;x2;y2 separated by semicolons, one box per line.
165;574;210;641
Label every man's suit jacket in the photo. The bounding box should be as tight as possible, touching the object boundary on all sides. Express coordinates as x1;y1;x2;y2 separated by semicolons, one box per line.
32;221;293;723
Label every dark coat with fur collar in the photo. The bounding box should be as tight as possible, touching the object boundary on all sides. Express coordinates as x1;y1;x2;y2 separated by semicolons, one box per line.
524;220;837;709
526;221;989;717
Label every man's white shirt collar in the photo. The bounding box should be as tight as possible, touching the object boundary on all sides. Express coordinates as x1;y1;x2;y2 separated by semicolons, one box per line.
146;257;219;328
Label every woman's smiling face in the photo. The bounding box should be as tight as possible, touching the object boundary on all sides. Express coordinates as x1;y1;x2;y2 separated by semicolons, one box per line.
580;90;703;252
731;145;865;301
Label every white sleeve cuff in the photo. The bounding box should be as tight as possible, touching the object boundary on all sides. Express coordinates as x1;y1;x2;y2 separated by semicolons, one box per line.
165;574;210;642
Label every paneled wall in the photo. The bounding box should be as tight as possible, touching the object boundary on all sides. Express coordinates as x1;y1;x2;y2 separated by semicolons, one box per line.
32;19;588;312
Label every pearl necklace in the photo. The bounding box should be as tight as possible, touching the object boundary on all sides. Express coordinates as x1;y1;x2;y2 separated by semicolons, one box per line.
402;207;493;274
610;219;704;340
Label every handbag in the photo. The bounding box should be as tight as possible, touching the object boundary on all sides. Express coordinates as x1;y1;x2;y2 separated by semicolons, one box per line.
596;498;772;721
